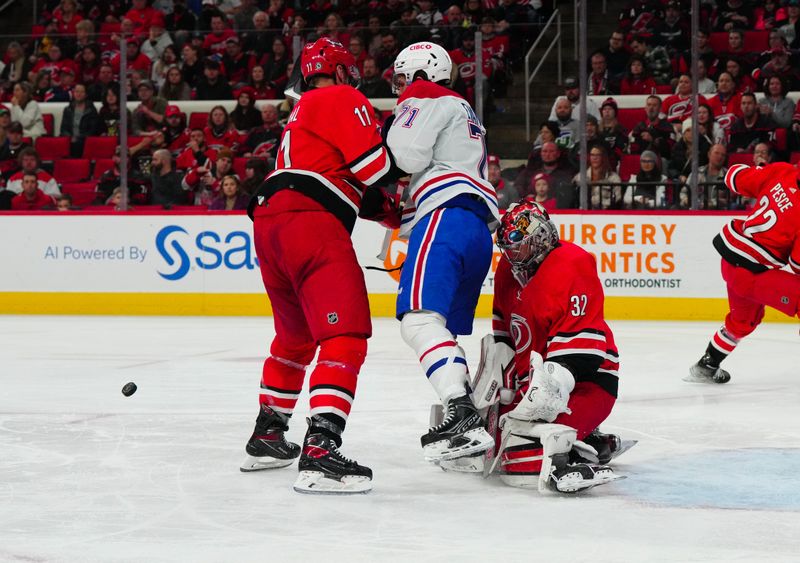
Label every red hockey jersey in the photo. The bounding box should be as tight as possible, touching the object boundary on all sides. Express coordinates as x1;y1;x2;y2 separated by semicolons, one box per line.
493;242;619;398
714;163;800;273
251;84;391;232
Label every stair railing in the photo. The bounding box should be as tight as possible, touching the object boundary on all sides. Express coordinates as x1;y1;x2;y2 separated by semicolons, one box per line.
524;9;562;142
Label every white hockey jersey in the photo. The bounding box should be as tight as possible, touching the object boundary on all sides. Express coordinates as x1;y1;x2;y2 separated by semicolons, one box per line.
386;81;500;238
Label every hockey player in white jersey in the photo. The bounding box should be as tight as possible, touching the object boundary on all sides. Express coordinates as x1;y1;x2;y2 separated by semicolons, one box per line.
386;42;501;462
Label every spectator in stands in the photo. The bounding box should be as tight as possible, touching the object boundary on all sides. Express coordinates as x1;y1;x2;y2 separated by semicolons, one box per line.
204;106;239;151
486;154;517;211
547;97;579;150
729;92;776;153
180;44;204;89
59;68;77;100
619;55;657;95
177;127;216;170
32;43;78;87
675;28;719;80
358;58;393;98
60;83;102;158
0;106;9;170
10;83;44;140
776;0;800;48
375;32;401;73
209;174;249;210
182;147;236;206
195;59;234;100
654;1;688;55
757;75;794;129
159;65;192;100
348;36;369;74
530;173;557;212
204;14;238;57
86;64;117;103
132;81;167;135
708;71;743;135
55;193;74;211
365;15;385;55
95;146;149;205
519;141;577;208
152;45;180;90
758;45;800;91
261;38;290;96
662;74;707;133
160;105;189;152
530;121;560;156
266;0;295;29
141;13;173;62
724;30;758;72
618;0;661;34
587;52;618;96
234;0;260;32
320;13;351;47
0;42;31;86
111;38;153;81
241;157;269;195
629;95;674;157
598;98;628;163
77;44;102;86
625;150;668;209
32;70;69;103
0;122;30;177
754;0;786;31
685;143;729;209
714;0;752;31
450;30;492;108
241;104;282;160
668;120;710;184
568;115;609;166
231;88;263;132
166;0;198;46
126;0;163;34
222;37;256;89
7;148;60;197
725;58;757;94
549;76;600;121
696;59;717;95
248;65;275;99
243;11;275;62
149;148;184;207
697;102;726;144
753;142;775;167
576;144;622;210
11;172;54;210
98;84;131;137
596;30;629;81
392;7;430;46
629;35;671;85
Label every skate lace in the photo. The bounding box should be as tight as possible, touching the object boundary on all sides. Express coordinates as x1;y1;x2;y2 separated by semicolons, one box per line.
331;443;356;465
430;402;459;432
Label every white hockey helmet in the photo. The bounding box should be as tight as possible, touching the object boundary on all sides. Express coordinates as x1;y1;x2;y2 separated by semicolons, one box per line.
392;41;452;93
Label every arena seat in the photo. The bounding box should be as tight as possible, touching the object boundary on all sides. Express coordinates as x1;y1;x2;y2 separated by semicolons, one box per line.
35;136;70;160
727;152;753;166
61;182;97;206
92;159;114;179
189;112;209;130
43;114;54;136
655;85;672;95
617;108;646;132
233;157;248;178
83;137;118;159
54;159;91;183
618;154;640;181
709;30;769;54
790;152;800;164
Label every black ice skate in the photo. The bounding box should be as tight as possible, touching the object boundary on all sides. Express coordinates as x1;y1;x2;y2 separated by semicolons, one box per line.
547;460;624;493
240;404;300;472
573;428;638;465
421;395;494;462
293;418;372;495
685;354;731;384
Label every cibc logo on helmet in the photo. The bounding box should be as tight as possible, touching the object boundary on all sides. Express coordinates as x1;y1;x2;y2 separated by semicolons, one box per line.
409;44;433;50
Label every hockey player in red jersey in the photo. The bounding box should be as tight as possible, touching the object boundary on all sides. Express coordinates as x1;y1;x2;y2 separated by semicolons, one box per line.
688;162;800;384
442;200;630;492
240;37;398;494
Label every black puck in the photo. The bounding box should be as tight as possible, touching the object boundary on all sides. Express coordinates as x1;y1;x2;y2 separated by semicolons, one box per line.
122;382;138;397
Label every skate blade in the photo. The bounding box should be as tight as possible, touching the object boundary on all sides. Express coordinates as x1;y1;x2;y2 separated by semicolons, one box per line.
611;440;638;461
683;368;731;384
423;429;495;462
292;471;372;495
556;473;626;494
240;455;296;472
439;454;485;473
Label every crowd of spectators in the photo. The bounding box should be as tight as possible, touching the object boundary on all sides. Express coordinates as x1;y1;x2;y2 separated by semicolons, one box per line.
0;0;552;211
509;0;800;211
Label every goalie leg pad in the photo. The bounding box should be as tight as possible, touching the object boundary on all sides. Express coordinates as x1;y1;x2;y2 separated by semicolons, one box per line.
497;420;576;489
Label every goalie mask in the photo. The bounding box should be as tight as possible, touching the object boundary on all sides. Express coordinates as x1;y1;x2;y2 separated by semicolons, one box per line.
392;41;452;93
496;200;559;284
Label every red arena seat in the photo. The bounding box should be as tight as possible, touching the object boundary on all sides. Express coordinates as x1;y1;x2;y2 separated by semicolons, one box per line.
617;108;646;132
42;114;55;136
35;136;70;160
54;159;91;183
791;152;800;164
727;152;753;167
92;159;114;179
189;112;209;130
61;183;97;206
618;154;640;181
82;137;118;159
233;157;248;178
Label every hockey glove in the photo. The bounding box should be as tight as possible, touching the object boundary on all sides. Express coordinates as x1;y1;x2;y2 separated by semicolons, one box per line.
358;186;403;230
509;352;574;423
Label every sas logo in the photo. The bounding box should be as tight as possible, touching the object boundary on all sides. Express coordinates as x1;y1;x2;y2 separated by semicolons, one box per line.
156;225;258;281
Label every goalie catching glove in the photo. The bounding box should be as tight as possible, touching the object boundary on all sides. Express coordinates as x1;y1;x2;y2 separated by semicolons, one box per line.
508;351;575;423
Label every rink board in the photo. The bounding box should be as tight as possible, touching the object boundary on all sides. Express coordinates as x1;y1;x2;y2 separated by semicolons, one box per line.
0;210;791;322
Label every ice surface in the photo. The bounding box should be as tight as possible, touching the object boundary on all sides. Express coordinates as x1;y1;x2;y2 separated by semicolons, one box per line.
2;316;799;562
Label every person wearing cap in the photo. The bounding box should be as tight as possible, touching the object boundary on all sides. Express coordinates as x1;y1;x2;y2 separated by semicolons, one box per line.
0;121;31;176
625;150;669;209
10;82;45;140
141;12;174;61
222;37;257;88
132;80;168;135
548;76;600;122
161;105;189;151
60;83;102;158
487;154;518;210
6;147;60;197
203;13;238;58
195;58;234;100
598;97;628;163
758;44;800;90
776;0;800;48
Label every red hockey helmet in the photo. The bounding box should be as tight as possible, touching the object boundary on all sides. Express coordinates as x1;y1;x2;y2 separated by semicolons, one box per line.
300;37;360;86
496;200;559;280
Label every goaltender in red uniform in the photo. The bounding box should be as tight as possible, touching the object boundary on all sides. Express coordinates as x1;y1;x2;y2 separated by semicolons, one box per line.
240;38;400;494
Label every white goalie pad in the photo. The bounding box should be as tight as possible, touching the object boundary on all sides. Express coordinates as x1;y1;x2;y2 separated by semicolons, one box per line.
470;334;516;412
